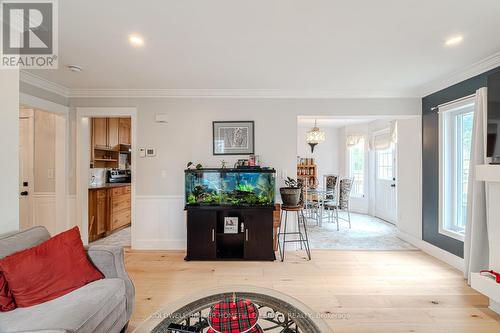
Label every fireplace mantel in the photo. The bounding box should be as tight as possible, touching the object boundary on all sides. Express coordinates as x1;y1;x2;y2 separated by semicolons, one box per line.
472;164;500;314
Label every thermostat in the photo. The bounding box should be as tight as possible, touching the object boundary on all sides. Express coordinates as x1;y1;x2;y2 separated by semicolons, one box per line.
146;148;156;157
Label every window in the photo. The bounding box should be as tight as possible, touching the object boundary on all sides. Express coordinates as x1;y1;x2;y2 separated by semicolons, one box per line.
376;147;394;180
348;138;365;197
439;98;474;240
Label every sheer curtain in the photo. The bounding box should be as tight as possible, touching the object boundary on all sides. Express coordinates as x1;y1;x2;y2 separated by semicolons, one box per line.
464;87;489;283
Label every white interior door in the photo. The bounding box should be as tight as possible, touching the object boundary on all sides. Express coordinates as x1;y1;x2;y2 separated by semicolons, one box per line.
19;111;34;230
374;139;397;224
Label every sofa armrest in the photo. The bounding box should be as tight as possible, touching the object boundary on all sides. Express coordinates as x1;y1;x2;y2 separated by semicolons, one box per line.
86;245;135;320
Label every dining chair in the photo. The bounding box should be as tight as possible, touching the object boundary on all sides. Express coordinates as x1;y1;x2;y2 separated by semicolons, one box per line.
323;174;339;202
324;177;354;231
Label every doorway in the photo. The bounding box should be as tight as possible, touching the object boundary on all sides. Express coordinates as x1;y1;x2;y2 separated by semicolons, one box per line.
296;116;416;250
76;108;137;247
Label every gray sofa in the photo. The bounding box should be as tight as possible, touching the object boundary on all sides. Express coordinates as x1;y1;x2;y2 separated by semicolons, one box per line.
0;226;135;333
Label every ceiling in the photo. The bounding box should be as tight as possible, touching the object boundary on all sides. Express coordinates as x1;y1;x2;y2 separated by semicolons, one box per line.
27;0;500;96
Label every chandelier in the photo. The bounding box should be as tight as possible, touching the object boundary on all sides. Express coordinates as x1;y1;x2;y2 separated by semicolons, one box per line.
306;119;326;153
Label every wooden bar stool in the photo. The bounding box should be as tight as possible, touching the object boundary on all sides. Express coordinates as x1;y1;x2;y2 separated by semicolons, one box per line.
277;205;311;261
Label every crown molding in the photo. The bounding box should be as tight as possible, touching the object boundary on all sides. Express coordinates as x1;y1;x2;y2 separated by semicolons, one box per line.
18;71;418;98
20;71;70;97
68;88;417;99
23;51;500;100
419;51;500;97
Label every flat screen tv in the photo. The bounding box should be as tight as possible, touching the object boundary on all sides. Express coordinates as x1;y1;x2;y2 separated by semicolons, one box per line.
487;71;500;162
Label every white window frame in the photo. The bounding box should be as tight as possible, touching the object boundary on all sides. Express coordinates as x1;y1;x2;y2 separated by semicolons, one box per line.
348;137;366;198
438;96;475;242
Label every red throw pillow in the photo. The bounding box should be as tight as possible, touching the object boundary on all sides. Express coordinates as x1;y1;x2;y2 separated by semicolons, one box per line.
0;272;16;312
0;226;104;308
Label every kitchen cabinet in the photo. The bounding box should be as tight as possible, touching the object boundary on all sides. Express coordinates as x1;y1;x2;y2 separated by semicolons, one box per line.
91;117;130;168
88;185;131;242
88;188;108;242
92;118;120;151
92;118;108;148
109;185;131;231
107;118;119;150
119;118;131;145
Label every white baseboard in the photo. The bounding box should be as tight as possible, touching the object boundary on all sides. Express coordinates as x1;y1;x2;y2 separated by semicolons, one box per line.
397;231;464;272
133;239;186;250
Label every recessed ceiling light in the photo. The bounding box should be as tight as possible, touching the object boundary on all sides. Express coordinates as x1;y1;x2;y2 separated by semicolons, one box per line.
67;64;83;72
128;34;144;47
445;35;463;47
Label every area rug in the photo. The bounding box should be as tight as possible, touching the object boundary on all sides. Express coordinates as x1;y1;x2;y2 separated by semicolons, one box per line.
133;286;333;333
306;212;417;250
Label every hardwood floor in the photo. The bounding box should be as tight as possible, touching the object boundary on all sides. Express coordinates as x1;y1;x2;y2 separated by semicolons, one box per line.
124;250;500;332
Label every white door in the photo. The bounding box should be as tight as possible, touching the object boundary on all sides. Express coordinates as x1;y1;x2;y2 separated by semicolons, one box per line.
374;140;397;223
19;112;33;230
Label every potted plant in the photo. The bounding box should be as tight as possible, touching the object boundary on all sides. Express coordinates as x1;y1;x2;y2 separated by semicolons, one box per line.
280;177;302;207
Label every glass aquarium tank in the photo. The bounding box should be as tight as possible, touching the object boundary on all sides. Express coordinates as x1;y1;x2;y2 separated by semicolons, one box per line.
185;168;276;207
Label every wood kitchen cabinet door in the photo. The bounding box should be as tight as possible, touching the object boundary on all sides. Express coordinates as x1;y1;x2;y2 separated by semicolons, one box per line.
88;189;108;241
119;118;131;145
107;118;120;150
92;118;108;148
95;189;108;235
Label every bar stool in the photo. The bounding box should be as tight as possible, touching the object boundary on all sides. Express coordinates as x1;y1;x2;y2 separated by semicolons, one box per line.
277;205;311;261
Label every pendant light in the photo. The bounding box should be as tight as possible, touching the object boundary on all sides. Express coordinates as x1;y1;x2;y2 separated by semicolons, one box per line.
306;119;326;153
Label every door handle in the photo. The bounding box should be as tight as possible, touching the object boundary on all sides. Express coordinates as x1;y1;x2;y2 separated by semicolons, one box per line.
20;191;28;196
245;229;248;242
211;229;215;242
390;184;396;188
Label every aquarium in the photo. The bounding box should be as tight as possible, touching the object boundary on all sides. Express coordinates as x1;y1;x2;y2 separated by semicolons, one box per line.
185;168;276;206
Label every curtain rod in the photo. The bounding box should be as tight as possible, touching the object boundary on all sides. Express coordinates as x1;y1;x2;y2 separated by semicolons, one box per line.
430;93;476;111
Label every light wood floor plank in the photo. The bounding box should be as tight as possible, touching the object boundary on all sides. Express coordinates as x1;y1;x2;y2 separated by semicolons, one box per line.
124;250;500;332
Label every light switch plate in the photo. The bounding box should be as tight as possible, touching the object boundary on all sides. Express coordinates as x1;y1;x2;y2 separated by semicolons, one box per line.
139;148;146;157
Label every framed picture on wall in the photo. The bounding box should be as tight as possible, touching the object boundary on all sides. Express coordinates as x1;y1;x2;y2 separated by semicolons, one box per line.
213;121;255;155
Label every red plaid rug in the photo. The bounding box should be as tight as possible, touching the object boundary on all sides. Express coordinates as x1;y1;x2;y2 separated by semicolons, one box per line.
208;297;259;333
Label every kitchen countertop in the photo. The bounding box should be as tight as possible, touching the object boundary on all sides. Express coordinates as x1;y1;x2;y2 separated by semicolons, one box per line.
88;183;131;190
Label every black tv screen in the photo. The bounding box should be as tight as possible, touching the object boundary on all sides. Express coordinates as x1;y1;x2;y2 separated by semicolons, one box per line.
487;71;500;158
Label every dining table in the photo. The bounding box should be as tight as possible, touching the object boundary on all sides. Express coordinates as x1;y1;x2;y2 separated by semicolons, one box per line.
306;187;335;227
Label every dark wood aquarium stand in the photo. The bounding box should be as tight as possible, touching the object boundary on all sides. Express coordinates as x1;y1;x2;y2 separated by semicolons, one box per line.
185;206;275;261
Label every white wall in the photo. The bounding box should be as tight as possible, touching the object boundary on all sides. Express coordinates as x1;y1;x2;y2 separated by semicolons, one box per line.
0;70;20;234
396;117;422;239
67;97;421;249
297;126;340;183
